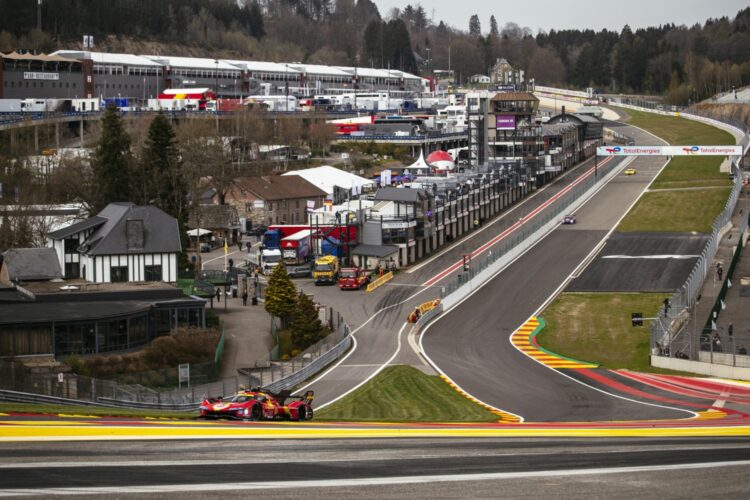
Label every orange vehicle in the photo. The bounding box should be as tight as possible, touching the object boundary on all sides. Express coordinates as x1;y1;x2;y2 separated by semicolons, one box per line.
338;267;371;290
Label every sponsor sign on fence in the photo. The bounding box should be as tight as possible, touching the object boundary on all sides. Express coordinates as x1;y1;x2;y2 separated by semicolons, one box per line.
597;145;743;156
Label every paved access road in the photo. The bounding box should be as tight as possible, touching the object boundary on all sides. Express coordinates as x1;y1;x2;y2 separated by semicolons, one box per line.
2;435;750;497
421;120;685;422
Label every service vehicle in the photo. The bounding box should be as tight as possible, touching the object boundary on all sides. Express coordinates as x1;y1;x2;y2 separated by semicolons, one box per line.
199;389;314;421
624;168;637;175
281;230;312;265
246;247;282;274
313;255;339;285
562;214;576;224
338;267;371;290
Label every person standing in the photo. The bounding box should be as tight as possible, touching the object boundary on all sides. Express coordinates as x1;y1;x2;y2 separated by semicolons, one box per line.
242;289;249;306
215;287;221;303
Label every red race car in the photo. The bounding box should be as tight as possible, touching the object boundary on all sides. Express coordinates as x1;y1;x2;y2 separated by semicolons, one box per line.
199;388;314;421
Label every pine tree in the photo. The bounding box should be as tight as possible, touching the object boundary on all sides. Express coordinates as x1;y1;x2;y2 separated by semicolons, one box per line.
0;211;14;251
264;263;298;327
92;105;132;213
490;15;499;37
138;113;183;217
469;14;481;37
290;292;323;349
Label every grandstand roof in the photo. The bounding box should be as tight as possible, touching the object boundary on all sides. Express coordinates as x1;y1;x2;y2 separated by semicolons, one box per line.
53;50;161;66
142;55;239;71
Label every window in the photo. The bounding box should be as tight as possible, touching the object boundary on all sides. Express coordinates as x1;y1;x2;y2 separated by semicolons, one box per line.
144;264;162;282
64;238;79;254
64;262;80;279
110;265;128;282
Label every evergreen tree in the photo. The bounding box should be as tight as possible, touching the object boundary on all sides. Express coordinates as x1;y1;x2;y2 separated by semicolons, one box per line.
290;291;324;349
490;15;499;37
0;211;14;250
92;105;132;213
469;14;481;37
138;113;183;216
13;216;32;248
264;263;298;327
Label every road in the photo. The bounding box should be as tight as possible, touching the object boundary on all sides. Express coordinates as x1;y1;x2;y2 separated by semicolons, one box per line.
2;435;750;497
283;152;627;407
418;119;689;422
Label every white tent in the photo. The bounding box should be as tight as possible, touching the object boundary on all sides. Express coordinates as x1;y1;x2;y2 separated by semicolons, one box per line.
282;165;375;196
186;228;212;237
405;151;430;174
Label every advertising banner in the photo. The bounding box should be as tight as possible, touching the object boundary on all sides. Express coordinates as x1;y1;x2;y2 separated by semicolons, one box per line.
596;145;743;156
495;115;516;130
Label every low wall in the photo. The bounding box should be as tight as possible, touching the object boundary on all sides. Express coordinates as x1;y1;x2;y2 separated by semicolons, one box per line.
441;154;633;311
651;355;750;381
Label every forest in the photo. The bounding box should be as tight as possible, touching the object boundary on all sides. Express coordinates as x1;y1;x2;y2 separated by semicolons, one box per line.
0;1;749;103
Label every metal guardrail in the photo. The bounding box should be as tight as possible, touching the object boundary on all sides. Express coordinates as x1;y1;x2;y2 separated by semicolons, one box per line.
609;102;750;364
262;328;352;393
439;154;629;307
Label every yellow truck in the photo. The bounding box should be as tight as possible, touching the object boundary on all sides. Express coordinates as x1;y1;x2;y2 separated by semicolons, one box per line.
312;255;339;285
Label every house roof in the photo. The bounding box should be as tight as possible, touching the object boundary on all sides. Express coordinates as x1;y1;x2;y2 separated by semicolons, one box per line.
189;204;240;230
281;166;375;195
374;186;422;203
52;203;181;256
47;215;106;239
492;92;538;101
351;244;399;258
2;248;62;281
548;113;600;125
237;176;327;201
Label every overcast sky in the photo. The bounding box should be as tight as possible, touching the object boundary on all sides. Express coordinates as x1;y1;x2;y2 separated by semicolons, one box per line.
373;0;749;33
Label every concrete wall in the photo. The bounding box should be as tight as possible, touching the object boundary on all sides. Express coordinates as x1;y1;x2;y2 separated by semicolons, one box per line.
652;355;750;381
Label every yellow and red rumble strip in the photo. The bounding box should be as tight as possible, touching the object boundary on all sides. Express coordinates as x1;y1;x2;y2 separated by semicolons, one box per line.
439;375;522;423
3;421;750;441
511;317;598;369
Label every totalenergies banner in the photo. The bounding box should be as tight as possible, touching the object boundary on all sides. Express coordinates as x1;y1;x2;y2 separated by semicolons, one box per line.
597;145;743;156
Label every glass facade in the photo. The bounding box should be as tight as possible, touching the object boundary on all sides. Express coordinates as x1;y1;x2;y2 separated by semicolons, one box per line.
1;305;205;357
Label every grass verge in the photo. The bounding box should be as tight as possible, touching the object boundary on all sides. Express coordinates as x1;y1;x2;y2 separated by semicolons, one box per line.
626;109;735;146
538;293;669;371
538;110;735;371
0;403;198;419
315;365;499;422
616;188;732;233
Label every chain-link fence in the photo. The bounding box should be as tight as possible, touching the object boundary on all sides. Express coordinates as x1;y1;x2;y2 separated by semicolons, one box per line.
641;107;750;366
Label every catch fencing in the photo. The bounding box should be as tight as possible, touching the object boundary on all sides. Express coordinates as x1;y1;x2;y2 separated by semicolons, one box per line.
606;101;750;366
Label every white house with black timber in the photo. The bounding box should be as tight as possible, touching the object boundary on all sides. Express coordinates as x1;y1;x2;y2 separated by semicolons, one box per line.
47;203;181;283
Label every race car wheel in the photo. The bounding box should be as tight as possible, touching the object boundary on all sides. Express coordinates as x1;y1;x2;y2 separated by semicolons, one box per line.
297;406;307;421
246;403;262;421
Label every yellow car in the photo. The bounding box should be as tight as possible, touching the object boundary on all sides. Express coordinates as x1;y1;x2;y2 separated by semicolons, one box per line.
624;168;637;175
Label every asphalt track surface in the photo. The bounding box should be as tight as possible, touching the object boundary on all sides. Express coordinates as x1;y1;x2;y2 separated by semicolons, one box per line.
569;232;710;292
3;436;750;497
294;152;625;407
421;120;681;422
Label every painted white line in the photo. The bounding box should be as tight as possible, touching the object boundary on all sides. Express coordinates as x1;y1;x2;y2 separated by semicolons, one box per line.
314;322;408;409
420;157;615;288
602;255;701;260
420;126;698;420
407;155;600;275
297;286;430;399
4;459;749;496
